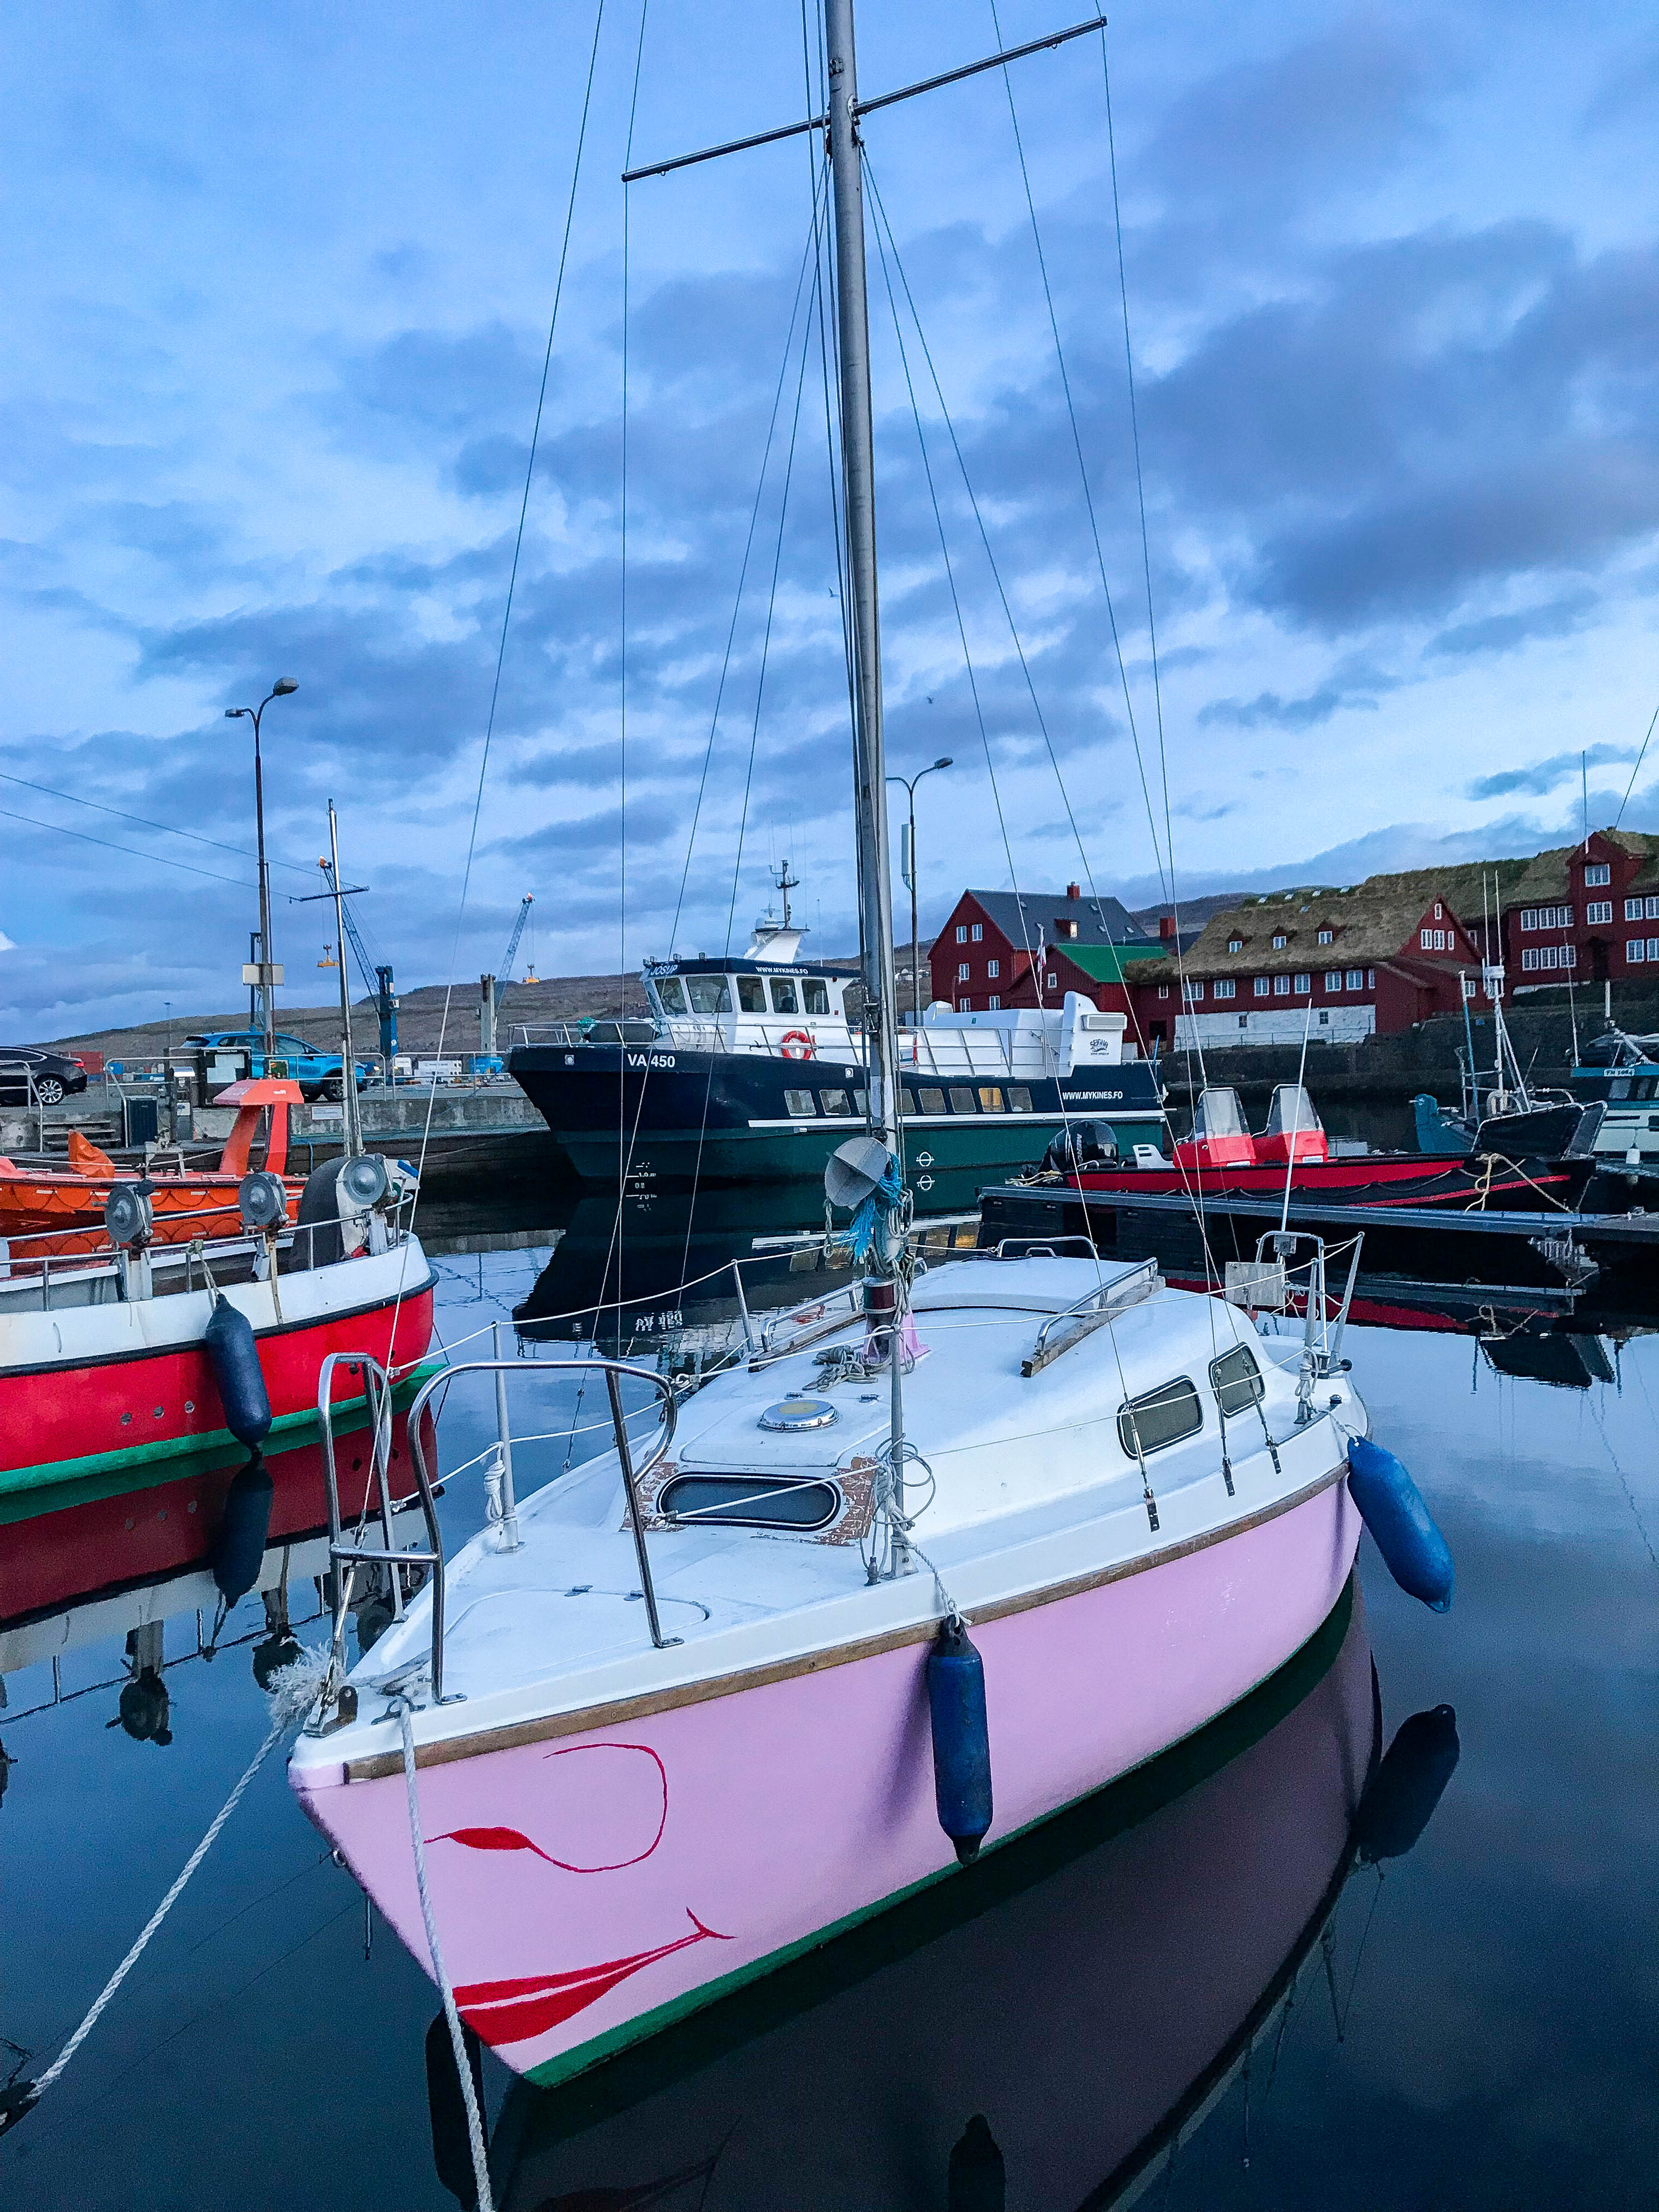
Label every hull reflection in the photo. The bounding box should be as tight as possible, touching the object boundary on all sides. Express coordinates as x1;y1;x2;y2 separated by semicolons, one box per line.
484;1580;1442;2212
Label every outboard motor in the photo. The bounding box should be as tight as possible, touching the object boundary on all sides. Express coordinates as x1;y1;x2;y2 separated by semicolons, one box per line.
296;1150;391;1268
1039;1120;1118;1177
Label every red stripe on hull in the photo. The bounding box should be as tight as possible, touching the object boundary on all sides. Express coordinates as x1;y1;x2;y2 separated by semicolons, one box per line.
0;1284;433;1481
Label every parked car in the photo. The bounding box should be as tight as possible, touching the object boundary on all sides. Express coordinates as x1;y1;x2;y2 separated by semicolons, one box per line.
0;1047;90;1108
184;1030;374;1103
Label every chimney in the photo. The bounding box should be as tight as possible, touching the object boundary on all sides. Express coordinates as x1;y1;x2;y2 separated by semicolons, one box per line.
1065;881;1081;901
1159;914;1176;942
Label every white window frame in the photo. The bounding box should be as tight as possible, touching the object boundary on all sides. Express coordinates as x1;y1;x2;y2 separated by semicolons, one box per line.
1273;975;1291;997
1584;862;1610;887
957;962;970;982
1587;900;1612;926
955;923;967;944
986;958;1000;978
970;922;983;942
1346;968;1364;990
1293;972;1311;994
1212;978;1236;1000
987;994;1001;1010
1254;977;1270;998
1324;970;1341;991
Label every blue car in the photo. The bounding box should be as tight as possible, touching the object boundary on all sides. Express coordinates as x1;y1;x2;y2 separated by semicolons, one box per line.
186;1030;374;1103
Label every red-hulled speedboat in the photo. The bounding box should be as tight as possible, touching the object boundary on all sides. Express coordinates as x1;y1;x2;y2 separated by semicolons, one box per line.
1064;1084;1595;1212
0;1154;434;1500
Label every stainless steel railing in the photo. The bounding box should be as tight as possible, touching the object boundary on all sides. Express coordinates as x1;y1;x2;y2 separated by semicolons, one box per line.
316;1347;681;1709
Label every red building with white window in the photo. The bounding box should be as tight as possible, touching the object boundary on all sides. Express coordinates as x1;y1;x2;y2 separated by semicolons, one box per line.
1496;829;1659;988
927;885;1159;1029
1124;883;1488;1047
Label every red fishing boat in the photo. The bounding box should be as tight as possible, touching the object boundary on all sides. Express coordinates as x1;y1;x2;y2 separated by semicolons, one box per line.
0;1151;433;1497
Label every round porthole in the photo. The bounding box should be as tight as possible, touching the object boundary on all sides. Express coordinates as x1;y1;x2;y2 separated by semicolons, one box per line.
758;1396;838;1432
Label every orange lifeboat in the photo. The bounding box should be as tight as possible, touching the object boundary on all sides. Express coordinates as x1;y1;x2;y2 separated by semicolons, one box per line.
0;1077;306;1264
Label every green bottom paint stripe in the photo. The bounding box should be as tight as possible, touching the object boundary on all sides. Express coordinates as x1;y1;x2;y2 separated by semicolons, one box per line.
0;1356;447;1522
521;1575;1357;2102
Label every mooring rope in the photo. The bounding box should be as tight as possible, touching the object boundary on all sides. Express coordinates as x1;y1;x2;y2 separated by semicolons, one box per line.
395;1700;494;2212
0;1649;330;2137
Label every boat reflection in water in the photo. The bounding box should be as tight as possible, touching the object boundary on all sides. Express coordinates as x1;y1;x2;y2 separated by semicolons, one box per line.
513;1180;982;1365
440;1582;1455;2211
0;1409;430;1790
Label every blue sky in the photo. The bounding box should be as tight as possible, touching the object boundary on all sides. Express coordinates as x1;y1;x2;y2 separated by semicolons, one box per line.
2;2;1657;1037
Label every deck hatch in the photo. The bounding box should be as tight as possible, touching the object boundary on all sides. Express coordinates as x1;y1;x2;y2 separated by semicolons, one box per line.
657;1473;842;1530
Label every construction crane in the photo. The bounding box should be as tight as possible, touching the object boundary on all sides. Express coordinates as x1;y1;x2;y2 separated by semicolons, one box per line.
501;894;534;981
318;859;399;1064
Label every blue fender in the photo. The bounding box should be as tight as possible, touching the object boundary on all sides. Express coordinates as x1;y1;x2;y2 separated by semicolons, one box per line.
928;1618;993;1865
211;1452;274;1606
205;1296;272;1448
1347;1435;1455;1612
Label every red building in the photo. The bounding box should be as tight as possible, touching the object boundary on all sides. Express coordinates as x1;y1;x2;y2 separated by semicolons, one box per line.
1125;882;1489;1048
927;885;1160;1032
1492;829;1659;988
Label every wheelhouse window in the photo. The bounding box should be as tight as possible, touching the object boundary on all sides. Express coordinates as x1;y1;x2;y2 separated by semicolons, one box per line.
1209;1343;1264;1415
1118;1376;1203;1459
656;976;687;1015
1008;1086;1032;1111
687;975;731;1015
769;977;800;1014
783;1088;817;1116
978;1086;1003;1110
819;1089;850;1116
949;1087;977;1112
918;1088;946;1115
802;977;830;1014
736;975;766;1012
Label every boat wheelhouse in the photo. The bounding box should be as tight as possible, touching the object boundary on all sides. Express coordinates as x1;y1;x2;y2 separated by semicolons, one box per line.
512;940;1167;1186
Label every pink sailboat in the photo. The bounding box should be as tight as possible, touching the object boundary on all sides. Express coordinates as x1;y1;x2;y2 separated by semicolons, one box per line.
288;0;1448;2137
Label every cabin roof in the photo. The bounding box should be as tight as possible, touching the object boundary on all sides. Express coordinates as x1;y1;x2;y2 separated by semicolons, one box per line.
645;957;856;979
1129;881;1480;980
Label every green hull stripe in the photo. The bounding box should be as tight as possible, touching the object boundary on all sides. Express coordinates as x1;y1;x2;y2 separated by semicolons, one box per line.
521;1576;1357;2104
0;1356;446;1521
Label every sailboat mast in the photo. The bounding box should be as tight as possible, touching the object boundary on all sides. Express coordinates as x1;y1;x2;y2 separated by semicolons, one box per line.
825;0;910;1553
826;0;902;1156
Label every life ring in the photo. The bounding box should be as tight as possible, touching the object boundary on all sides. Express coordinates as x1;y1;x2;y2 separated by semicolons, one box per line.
780;1030;816;1061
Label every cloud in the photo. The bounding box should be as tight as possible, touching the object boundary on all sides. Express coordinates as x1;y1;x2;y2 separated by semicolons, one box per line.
1199;658;1400;731
1466;741;1637;802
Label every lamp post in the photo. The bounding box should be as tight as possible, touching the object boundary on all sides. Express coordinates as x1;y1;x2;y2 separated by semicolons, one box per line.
886;757;952;1030
225;679;298;1059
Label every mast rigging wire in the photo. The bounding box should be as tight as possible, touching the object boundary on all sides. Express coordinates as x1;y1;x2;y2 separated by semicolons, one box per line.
0;769;313;877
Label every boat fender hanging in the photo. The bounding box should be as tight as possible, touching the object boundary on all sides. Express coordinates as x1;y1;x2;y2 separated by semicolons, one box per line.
1352;1704;1460;1865
928;1617;993;1866
211;1451;274;1607
204;1295;272;1448
1346;1436;1454;1612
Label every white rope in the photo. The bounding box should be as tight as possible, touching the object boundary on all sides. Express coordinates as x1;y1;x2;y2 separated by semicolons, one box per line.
396;1701;494;2212
12;1647;329;2122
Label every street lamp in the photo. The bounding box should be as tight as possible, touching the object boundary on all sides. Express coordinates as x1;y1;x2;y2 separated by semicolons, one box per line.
226;678;298;1059
886;756;953;1030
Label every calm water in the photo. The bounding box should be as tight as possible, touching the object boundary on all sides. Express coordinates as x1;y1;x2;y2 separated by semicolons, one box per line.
3;1218;1658;2209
